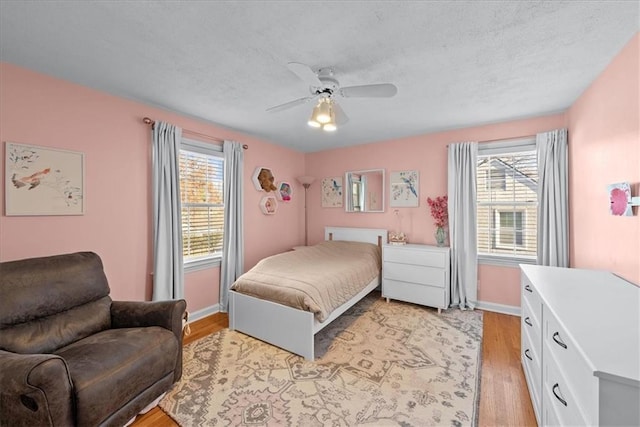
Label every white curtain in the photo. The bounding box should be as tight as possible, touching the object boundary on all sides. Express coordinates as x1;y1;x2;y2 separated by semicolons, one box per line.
220;140;244;312
448;142;478;309
346;173;354;211
536;129;569;267
151;121;184;300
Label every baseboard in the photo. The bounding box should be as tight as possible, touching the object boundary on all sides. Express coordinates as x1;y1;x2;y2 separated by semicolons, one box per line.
476;300;521;317
187;304;220;323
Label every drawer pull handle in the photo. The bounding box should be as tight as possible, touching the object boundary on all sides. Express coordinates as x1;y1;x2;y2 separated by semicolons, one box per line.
553;332;568;349
524;349;533;361
552;383;568;407
524;317;533;327
524;284;533;293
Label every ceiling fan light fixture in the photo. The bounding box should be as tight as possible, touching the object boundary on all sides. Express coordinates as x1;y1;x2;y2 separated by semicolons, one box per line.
307;118;321;128
322;108;337;131
322;122;337;132
316;98;332;124
308;102;322;127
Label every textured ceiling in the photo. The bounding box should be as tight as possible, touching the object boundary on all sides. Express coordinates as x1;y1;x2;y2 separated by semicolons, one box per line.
0;1;638;152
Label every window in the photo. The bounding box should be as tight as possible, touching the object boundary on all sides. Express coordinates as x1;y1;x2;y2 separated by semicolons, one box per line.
485;167;506;190
179;139;224;270
477;138;537;263
495;210;524;247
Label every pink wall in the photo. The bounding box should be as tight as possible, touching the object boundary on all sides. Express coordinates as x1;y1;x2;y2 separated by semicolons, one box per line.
3;32;636;315
568;33;640;285
0;63;305;312
306;114;567;307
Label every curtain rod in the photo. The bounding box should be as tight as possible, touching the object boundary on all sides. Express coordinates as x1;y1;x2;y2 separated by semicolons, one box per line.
446;134;536;147
143;117;248;149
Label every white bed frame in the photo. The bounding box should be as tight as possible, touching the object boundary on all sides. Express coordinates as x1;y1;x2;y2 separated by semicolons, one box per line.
229;226;387;360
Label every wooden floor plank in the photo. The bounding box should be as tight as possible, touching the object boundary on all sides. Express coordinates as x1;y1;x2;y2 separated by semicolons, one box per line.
133;309;536;426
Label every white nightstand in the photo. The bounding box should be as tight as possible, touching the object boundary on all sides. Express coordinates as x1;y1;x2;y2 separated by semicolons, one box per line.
382;243;450;313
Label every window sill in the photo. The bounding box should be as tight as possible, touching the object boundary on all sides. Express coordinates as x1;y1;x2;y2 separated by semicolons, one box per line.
478;254;536;268
184;257;221;273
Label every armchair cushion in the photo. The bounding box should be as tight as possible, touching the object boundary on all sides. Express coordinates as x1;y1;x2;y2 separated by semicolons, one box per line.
54;327;178;426
0;252;111;354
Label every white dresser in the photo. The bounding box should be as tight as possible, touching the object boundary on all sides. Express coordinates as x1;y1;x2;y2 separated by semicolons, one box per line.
520;265;640;426
382;244;450;313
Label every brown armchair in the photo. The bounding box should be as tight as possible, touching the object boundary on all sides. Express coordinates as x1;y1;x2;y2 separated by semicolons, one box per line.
0;252;187;426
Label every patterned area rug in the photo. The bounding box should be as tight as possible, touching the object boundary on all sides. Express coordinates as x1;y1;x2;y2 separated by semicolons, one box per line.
160;294;483;426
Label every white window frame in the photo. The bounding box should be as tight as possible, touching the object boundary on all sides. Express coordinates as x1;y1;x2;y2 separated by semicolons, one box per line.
494;209;525;249
485;167;506;191
180;138;224;272
477;137;537;267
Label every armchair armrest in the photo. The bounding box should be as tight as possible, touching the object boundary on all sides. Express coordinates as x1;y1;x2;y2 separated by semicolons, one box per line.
0;350;74;426
110;299;187;338
110;299;187;382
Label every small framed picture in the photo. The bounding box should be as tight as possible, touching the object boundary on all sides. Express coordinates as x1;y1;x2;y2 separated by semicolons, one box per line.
260;196;278;215
276;181;292;202
390;170;419;207
321;177;343;208
5;142;85;215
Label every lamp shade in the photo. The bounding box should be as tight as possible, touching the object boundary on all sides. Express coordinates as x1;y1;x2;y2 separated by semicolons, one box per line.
322;110;337;131
316;99;332;124
296;175;315;186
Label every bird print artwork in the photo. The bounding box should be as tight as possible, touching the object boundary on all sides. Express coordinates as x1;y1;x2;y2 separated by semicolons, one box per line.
401;176;418;198
391;171;419;207
331;179;342;195
6;142;84;214
12;168;51;190
321;177;343;207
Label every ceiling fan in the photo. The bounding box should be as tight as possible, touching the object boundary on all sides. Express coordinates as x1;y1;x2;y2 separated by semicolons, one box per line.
267;62;398;130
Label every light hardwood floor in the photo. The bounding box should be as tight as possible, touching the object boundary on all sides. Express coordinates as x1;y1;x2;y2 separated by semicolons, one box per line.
133;308;536;427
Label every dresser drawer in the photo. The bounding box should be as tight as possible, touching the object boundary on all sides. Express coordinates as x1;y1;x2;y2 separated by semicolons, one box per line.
382;279;447;308
544;309;597;423
522;344;542;425
522;324;542;398
521;274;542;325
383;246;446;268
543;351;589;427
542;379;565;427
383;262;445;288
521;296;541;351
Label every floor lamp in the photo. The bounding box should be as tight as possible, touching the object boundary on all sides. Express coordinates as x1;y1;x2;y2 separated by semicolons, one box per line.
296;176;315;246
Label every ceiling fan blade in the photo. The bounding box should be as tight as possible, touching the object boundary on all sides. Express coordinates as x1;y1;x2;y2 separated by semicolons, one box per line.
332;101;349;125
340;83;398;98
287;62;322;87
266;95;316;113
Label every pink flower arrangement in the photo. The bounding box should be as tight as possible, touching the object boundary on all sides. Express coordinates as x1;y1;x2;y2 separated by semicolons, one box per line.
427;195;448;228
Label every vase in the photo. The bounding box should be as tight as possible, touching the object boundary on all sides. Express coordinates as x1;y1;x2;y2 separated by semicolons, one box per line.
435;226;446;247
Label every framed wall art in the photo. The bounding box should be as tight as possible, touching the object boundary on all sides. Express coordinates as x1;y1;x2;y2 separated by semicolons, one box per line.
5;142;85;215
390;170;419;208
260;195;278;215
251;166;277;192
276;181;292;202
321;177;343;208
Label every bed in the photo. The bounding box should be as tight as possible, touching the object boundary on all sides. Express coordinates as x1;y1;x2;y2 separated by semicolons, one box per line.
229;226;387;360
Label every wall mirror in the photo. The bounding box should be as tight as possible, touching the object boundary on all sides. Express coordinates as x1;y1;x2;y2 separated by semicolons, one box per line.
345;169;385;212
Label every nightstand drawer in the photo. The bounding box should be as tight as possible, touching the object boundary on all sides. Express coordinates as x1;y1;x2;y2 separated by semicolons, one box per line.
383;246;446;268
382;279;447;308
383;262;445;288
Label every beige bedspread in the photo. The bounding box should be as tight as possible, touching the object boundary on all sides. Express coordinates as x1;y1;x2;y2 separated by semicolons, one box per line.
230;240;381;322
